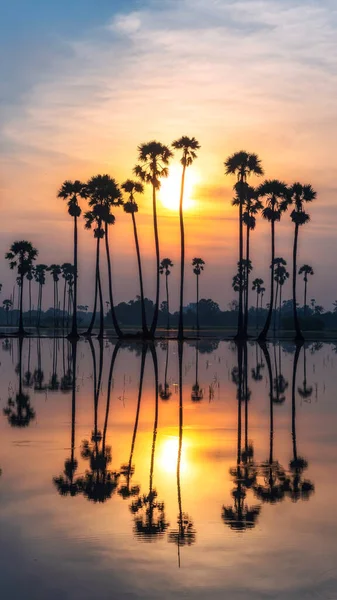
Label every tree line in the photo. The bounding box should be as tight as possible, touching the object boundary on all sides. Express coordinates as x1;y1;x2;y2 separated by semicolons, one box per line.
1;143;317;340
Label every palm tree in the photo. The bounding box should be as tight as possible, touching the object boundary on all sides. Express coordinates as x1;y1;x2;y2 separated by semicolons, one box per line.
273;258;289;335
58;180;87;339
119;345;147;499
191;340;203;402
159;258;174;331
242;187;262;336
159;341;172;400
86;175;124;338
83;205;106;338
48;264;62;329
257;181;290;341
134;141;173;337
289;184;317;341
298;265;314;317
34;264;48;330
5;241;38;335
172;136;200;340
122;179;148;336
192;258;205;332
252;278;264;331
2;299;13;325
26;266;35;326
225;152;264;339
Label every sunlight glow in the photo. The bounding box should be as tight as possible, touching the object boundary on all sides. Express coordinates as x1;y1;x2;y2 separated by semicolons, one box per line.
159;165;199;211
157;436;188;474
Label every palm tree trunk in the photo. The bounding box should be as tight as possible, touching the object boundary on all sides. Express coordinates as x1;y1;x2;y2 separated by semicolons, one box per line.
104;222;123;338
258;220;275;341
304;279;307;317
243;224;250;337
236;183;244;339
53;281;56;330
279;285;282;332
29;279;32;326
256;292;259;331
131;212;148;336
69;215;79;339
273;281;279;337
97;239;104;339
55;281;59;330
259;342;273;463
178;163;187;340
18;274;25;335
150;184;160;337
102;342;120;450
86;237;100;336
292;224;304;341
166;273;170;331
243;342;248;453
237;342;243;465
62;279;67;333
70;340;77;468
149;344;159;494
196;274;200;332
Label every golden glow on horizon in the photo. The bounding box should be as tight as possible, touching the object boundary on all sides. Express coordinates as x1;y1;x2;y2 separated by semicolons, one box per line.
157;435;188;474
159;165;199;211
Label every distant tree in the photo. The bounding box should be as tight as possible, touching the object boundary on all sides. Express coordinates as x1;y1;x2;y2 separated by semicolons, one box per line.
134;141;173;337
252;278;264;330
242;188;262;335
159;258;174;330
289;183;316;341
258;180;290;341
298;265;314;317
192;258;205;332
2;299;13;325
48;264;62;329
225;151;263;339
122;179;148;336
273;258;289;334
5;241;38;335
34;264;48;330
172;136;200;340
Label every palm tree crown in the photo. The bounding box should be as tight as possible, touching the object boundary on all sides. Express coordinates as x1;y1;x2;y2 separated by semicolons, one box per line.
134;141;173;187
289;183;316;226
299;264;314;280
159;258;174;276
192;258;205;276
57;179;87;217
172;136;200;166
122;179;144;214
5;241;38;276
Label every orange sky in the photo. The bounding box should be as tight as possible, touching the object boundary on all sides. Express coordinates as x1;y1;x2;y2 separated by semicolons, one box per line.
1;0;337;310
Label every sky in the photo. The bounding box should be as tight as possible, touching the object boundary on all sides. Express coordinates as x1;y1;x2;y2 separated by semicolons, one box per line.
1;0;337;311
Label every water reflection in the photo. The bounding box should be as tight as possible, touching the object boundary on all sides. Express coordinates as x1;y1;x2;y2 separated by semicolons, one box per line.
1;336;332;598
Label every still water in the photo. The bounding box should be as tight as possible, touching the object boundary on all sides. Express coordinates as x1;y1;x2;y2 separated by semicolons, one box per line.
0;337;336;600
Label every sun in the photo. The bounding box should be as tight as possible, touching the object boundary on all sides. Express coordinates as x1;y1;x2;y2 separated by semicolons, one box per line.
159;164;199;211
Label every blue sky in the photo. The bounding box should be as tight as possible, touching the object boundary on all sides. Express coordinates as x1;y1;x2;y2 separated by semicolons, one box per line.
1;0;337;310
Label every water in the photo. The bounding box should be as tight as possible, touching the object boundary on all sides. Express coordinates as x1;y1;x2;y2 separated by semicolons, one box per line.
0;337;336;600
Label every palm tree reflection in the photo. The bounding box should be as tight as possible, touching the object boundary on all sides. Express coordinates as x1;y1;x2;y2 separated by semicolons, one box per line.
191;340;203;402
130;345;169;541
168;342;196;565
3;338;36;428
159;341;172;401
222;343;261;531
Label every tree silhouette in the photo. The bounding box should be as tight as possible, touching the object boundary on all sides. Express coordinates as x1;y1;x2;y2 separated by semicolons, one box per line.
297;345;313;401
60;263;74;332
192;258;205;332
298;265;314;317
172;136;200;340
47;264;62;330
273;258;289;335
225;152;263;340
83;205;107;338
289;183;317;341
58;180;87;339
168;342;196;565
121;179;148;336
5;241;38;335
134;141;173;337
130;345;169;540
87;175;124;338
118;345;147;499
242;187;262;336
34;264;48;330
257;181;290;341
252;278;264;331
2;299;13;325
3;337;35;427
191;340;203;402
159;258;174;331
